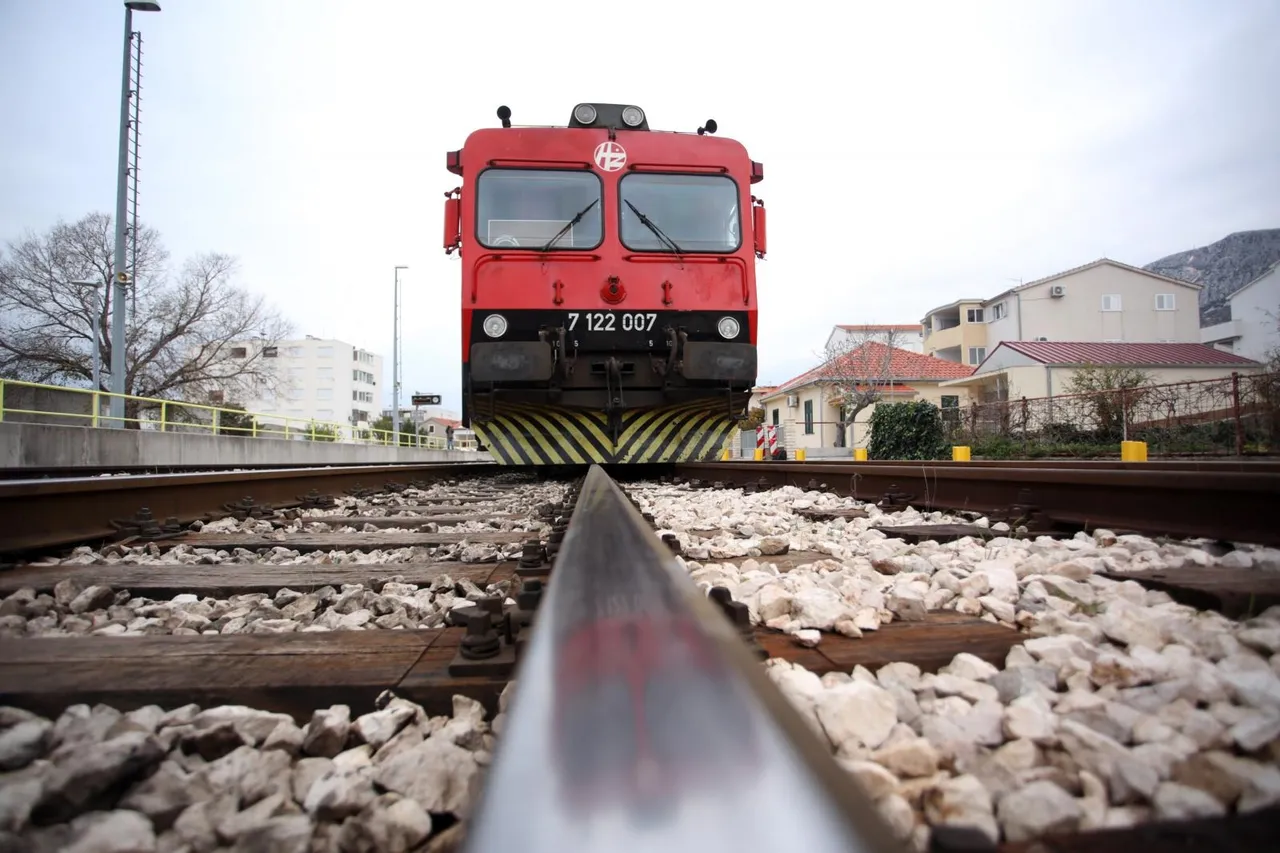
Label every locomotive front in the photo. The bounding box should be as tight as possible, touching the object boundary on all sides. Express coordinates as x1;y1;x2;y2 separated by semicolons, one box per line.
443;103;767;465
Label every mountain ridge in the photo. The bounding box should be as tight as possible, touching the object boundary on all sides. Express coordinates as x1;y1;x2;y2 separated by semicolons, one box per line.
1143;228;1280;325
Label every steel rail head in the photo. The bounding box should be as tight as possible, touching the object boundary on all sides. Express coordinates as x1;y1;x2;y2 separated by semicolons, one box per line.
464;464;905;853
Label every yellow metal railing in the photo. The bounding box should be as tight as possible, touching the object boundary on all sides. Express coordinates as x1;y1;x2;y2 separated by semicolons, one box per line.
0;378;480;451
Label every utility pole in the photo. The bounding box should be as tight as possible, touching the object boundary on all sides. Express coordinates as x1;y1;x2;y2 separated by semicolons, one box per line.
392;265;407;446
108;1;160;427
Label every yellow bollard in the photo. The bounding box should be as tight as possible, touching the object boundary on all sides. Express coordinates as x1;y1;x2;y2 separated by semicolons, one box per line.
952;445;971;462
796;448;806;462
1120;440;1148;462
853;447;868;462
721;448;731;461
753;447;764;461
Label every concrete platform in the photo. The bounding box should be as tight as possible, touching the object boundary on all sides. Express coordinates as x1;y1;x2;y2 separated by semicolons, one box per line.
0;422;490;470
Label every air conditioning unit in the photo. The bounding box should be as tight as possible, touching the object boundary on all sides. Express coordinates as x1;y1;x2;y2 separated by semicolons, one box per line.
786;395;799;408
1035;336;1050;341
1050;285;1066;298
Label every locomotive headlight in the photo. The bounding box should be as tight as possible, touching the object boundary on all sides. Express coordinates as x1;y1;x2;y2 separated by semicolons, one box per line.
717;316;740;339
483;314;508;338
573;103;598;124
621;106;645;127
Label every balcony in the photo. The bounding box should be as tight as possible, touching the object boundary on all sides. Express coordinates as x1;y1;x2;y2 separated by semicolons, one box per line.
1201;319;1243;347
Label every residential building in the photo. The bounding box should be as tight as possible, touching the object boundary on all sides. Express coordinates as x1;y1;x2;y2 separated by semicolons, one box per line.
938;341;1261;402
224;336;383;429
921;259;1204;366
1201;262;1280;364
826;324;924;354
759;344;974;452
917;298;989;366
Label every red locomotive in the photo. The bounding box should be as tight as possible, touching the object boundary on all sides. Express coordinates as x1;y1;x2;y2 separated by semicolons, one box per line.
442;103;766;465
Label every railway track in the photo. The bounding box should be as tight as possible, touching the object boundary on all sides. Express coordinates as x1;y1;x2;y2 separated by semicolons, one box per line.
1;463;1278;851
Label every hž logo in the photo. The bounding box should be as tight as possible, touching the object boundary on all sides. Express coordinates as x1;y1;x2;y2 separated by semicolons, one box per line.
593;141;626;172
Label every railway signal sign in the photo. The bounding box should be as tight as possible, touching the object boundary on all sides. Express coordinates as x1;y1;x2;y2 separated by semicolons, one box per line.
412;394;441;406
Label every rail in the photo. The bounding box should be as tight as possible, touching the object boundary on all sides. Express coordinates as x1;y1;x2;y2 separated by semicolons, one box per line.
0;462;498;556
464;465;903;853
0;378;479;450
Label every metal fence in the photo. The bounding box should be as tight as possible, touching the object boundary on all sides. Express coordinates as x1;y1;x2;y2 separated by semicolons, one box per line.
0;378;480;451
944;371;1280;457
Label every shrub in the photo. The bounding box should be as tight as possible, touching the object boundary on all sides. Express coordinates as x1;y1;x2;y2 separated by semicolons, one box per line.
868;401;947;460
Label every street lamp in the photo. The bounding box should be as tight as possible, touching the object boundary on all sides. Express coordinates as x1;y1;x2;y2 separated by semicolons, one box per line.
107;1;161;427
393;265;407;446
70;280;104;391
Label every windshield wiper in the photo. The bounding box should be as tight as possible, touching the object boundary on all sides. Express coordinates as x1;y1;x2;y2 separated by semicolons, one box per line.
624;200;684;261
540;199;599;251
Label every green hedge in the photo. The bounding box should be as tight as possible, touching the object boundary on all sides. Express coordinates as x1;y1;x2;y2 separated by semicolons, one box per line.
868;401;948;460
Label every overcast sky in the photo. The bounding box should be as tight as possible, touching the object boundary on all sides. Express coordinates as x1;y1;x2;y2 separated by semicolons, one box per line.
2;0;1278;410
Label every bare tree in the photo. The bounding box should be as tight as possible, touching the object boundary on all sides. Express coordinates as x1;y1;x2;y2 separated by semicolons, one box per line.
814;327;903;447
0;212;292;424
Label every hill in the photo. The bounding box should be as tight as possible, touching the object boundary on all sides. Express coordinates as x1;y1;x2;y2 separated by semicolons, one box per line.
1144;229;1280;325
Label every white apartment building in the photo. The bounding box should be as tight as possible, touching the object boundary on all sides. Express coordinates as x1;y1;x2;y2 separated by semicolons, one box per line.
921;259;1203;366
825;324;924;353
1201;262;1280;364
225;336;384;428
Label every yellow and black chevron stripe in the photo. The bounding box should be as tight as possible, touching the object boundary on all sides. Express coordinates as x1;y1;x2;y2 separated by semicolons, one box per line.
472;399;742;465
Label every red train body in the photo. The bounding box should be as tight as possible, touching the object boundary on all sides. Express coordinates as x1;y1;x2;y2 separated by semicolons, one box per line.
442;103;766;464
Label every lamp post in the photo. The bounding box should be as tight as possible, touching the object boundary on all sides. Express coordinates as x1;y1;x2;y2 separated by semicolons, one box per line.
393;265;407;446
107;1;160;428
70;280;104;391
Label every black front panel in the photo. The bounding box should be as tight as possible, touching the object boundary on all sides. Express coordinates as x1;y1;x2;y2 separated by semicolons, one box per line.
470;310;749;354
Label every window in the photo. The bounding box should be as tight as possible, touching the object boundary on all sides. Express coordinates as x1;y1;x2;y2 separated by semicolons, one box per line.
620;173;740;253
316;409;333;420
966;308;984;323
286;346;303;357
289;367;304;379
991;303;1007;320
771;408;779;426
803;399;814;434
476;169;603;249
263;346;278;358
1155;293;1175;311
353;370;374;384
317;367;333;380
229;347;247;358
317;346;334;358
968;347;986;364
316;389;332;400
941;395;959;409
288;389;304;400
1101;294;1122;311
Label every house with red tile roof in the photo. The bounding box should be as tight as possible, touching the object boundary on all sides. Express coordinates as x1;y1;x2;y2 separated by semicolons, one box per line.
938;341;1262;401
755;343;974;453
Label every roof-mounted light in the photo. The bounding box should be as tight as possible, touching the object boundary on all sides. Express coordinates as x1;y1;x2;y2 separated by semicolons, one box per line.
497;105;512;128
573;103;598;125
621;106;645;128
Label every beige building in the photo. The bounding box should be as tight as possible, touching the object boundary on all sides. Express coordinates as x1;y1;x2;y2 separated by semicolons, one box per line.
922;259;1204;366
759;344;974;452
938;341;1262;402
918;299;989;366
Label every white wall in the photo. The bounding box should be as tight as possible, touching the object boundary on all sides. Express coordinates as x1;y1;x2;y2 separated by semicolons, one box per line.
1228;267;1280;363
827;327;924;353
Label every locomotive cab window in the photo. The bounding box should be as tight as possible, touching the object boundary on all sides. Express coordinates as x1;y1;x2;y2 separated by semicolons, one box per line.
476;169;603;250
620;173;740;253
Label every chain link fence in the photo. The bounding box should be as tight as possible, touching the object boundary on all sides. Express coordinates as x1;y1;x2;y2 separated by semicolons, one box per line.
944;371;1280;458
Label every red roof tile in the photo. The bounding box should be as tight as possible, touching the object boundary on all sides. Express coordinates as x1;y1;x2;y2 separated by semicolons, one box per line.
998;341;1259;367
772;343;974;395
